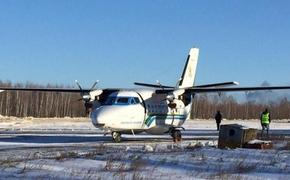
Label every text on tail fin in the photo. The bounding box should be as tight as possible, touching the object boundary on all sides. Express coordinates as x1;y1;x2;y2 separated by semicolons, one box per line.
179;48;199;88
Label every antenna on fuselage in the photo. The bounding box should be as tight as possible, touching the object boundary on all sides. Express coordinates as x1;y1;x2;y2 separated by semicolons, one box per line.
175;78;182;89
156;80;164;90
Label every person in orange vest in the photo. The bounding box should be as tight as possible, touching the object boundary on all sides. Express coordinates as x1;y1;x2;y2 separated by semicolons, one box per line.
260;108;271;138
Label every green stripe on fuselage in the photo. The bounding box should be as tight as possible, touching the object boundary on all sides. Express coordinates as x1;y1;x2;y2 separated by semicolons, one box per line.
144;114;186;127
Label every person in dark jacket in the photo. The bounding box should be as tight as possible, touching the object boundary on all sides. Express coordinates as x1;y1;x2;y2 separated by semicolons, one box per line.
215;110;222;130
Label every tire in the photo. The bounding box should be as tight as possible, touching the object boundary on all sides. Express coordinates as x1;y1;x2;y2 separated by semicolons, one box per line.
112;132;122;143
172;130;182;142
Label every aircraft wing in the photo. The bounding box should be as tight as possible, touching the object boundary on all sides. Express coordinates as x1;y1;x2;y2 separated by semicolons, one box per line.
0;87;121;93
0;87;88;93
0;87;121;105
134;81;239;89
155;86;290;94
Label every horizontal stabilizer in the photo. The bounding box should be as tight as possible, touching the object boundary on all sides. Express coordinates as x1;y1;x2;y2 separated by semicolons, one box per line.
155;85;290;94
134;82;174;89
195;81;239;88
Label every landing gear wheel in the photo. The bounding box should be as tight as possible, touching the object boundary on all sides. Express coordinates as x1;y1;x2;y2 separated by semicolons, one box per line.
171;129;182;142
112;132;122;143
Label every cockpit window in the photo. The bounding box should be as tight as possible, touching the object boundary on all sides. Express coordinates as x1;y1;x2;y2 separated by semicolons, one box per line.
104;96;140;105
116;97;129;104
134;97;140;104
104;97;117;105
130;98;135;104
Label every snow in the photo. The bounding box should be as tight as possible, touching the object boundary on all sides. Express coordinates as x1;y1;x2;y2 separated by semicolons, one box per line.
1;116;290;131
248;139;272;144
1;117;290;179
0;143;290;179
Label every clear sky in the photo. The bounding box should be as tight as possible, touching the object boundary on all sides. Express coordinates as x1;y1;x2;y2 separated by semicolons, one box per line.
0;1;290;88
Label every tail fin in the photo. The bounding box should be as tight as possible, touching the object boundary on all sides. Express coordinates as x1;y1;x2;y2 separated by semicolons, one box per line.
178;48;199;88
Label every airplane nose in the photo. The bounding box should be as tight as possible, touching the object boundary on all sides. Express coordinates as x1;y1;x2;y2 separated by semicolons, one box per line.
90;107;107;128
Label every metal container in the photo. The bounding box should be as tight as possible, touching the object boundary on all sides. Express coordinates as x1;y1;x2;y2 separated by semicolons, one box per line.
218;124;258;149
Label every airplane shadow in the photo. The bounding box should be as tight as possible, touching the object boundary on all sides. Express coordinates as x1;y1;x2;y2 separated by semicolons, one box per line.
0;135;112;144
183;129;219;136
0;134;190;144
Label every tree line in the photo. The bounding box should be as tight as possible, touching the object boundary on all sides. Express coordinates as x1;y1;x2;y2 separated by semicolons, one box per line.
191;93;290;120
0;81;290;119
0;81;85;117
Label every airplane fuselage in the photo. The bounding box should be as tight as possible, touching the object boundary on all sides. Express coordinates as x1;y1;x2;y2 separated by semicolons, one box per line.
90;89;191;135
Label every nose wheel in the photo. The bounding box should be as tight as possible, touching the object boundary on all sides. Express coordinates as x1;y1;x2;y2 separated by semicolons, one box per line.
112;132;122;143
170;129;182;142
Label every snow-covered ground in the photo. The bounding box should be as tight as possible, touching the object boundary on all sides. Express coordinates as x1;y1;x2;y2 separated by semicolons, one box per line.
1;116;289;131
0;141;290;179
0;117;290;179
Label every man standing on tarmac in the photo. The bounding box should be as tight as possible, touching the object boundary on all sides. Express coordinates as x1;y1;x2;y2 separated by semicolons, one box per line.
215;110;222;131
260;108;271;138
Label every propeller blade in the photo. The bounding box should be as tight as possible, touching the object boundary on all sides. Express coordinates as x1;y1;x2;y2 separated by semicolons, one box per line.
90;80;99;91
75;80;82;91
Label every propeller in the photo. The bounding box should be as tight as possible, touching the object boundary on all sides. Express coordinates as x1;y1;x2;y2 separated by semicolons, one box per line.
166;89;185;102
165;89;185;109
157;79;185;110
75;80;103;113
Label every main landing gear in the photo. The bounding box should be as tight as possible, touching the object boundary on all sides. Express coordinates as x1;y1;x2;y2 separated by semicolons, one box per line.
170;128;183;142
112;132;122;143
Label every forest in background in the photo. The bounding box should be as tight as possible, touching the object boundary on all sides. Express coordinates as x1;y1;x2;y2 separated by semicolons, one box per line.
0;81;290;119
0;81;84;117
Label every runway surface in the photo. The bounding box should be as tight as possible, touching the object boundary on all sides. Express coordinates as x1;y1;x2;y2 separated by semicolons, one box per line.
0;128;290;148
0;129;216;146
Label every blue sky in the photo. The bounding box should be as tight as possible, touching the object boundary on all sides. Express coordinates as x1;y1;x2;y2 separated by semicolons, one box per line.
0;1;290;88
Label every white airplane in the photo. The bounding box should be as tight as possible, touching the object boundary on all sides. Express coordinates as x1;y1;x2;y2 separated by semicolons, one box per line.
1;47;290;142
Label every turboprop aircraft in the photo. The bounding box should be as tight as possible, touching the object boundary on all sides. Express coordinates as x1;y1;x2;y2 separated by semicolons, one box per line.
1;47;290;142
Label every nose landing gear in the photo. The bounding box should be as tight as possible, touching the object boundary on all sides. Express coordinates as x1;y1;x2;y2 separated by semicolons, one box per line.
112;132;122;143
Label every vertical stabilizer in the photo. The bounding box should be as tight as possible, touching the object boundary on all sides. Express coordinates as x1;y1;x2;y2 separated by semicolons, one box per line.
178;48;199;88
